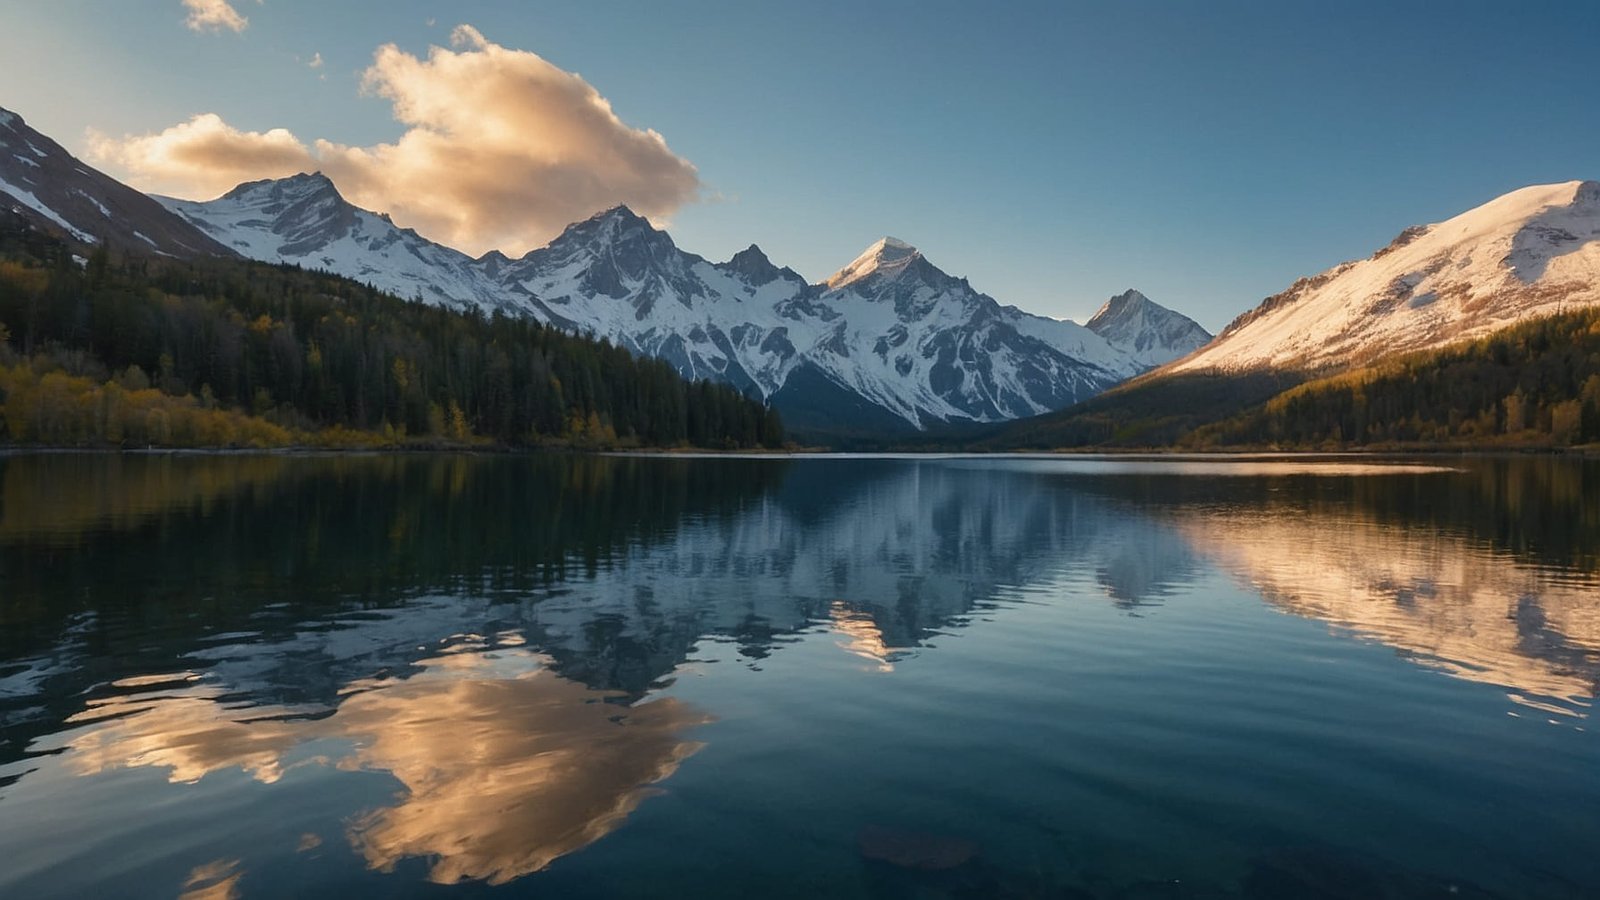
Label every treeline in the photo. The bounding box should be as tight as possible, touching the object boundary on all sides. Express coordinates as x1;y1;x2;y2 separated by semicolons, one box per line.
1187;308;1600;449
0;220;783;449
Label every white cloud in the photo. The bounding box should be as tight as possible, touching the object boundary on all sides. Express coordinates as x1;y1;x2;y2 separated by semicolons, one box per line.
90;25;700;257
182;0;249;33
308;52;323;69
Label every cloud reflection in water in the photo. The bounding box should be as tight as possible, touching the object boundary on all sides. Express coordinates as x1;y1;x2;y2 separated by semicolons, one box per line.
62;641;708;885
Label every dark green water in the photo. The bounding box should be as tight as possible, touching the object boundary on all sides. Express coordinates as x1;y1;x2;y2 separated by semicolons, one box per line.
1;452;1597;899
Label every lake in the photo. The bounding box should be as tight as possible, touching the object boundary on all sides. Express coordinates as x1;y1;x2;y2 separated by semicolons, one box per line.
1;452;1597;899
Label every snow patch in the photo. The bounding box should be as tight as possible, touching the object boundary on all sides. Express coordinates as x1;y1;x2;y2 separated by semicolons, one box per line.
0;175;99;244
75;189;113;218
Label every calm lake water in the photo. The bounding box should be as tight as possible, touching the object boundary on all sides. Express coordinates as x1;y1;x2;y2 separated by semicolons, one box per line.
1;452;1598;899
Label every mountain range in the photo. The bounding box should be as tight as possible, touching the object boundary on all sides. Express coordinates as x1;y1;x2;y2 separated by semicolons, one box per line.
155;173;1210;436
0;106;1214;437
6;99;1600;447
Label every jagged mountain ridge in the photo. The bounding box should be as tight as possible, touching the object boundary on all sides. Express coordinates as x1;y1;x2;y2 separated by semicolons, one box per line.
158;172;1205;432
497;206;1154;429
0;106;233;258
1169;179;1600;374
159;174;520;314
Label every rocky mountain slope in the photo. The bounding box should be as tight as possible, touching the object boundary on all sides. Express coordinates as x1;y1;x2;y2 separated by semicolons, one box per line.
0;106;232;258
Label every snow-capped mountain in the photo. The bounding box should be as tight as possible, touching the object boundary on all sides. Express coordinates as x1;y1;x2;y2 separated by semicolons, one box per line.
1169;180;1600;374
158;174;1203;434
500;210;1143;429
0;104;1209;436
0;105;232;258
1085;289;1212;368
159;173;525;314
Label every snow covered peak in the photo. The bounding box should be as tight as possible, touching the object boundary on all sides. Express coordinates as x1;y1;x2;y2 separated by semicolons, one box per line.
874;236;918;256
505;200;701;306
1084;289;1212;368
159;173;512;311
167;172;364;259
1168;179;1600;374
1090;289;1154;320
825;236;923;289
545;204;668;253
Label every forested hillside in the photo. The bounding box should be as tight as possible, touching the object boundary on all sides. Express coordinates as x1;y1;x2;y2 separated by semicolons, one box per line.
1186;308;1600;449
0;216;783;449
972;307;1600;452
968;370;1300;450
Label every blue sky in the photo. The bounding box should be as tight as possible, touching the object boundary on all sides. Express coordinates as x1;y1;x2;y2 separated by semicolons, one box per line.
4;0;1598;330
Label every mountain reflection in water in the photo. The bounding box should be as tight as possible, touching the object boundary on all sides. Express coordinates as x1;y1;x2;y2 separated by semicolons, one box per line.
0;452;1596;898
1180;510;1600;717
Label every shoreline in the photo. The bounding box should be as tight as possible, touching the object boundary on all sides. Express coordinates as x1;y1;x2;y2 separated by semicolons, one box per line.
3;444;1595;460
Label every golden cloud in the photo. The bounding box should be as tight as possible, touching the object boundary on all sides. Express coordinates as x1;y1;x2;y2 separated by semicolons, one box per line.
87;114;316;200
87;25;701;257
178;858;245;900
182;0;249;33
338;662;708;884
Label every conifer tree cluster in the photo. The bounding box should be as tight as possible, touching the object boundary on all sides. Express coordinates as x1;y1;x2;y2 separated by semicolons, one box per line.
0;221;783;449
1187;308;1600;448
